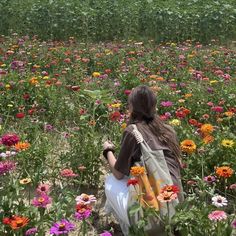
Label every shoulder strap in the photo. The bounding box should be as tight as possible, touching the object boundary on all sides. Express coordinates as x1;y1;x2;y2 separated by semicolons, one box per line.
131;124;144;144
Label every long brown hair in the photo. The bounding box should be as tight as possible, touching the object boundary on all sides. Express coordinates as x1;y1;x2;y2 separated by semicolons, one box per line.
128;85;181;164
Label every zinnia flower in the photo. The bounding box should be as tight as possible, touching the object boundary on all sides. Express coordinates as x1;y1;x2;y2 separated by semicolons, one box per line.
161;185;180;194
50;219;75;235
109;111;121;122
20;178;31;185
180;139;196;154
14;142;30;151
203;175;216;184
208;210;227;221
157;191;177;202
36;183;50;194
75;204;92;221
215;166;234;178
127;178;139;186
9;216;29;230
92;72;100;78
231;219;236;229
60;169;78;177
203;135;214;144
200;124;214;135
229;184;236;190
75;193;97;205
25;227;38;235
100;231;113;236
169;119;181;126
211;106;224;113
212;195;228;207
221;139;234;148
1;133;20;146
0;160;16;175
130;166;145;176
161;101;173;107
32;194;51;208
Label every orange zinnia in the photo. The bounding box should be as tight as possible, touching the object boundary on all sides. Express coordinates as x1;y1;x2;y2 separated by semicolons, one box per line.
203;135;214;144
200;124;214;135
9;216;29;230
130;166;145;177
14;142;30;151
215;166;234;178
180;140;196;154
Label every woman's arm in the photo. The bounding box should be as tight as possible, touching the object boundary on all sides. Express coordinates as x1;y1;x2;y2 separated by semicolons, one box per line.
106;151;124;180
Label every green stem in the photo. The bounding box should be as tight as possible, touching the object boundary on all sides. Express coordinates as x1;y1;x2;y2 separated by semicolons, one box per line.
82;219;87;236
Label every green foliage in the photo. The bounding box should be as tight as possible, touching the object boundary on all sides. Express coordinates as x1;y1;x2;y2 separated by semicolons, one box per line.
0;0;236;43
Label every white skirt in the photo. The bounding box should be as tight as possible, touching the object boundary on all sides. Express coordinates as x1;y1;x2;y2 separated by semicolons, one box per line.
105;174;130;235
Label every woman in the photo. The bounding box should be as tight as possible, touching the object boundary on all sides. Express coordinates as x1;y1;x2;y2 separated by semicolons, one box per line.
103;85;183;235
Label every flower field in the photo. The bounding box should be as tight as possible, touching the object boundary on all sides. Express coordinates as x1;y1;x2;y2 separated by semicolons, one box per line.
0;34;235;235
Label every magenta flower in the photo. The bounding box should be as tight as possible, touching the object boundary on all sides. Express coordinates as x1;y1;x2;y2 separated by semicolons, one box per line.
100;231;113;236
50;219;75;235
1;134;20;146
211;106;224;113
74;209;92;220
32;194;51;208
25;227;38;235
203;175;216;184
231;219;236;229
160;101;173;107
208;210;227;221
0;161;16;175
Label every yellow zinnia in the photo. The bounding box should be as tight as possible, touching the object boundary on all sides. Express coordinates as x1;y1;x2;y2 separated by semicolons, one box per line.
180;140;197;154
20;178;31;185
221;139;234;148
169;119;181;126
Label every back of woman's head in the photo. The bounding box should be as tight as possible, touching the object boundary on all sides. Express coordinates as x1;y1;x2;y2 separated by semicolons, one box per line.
128;85;156;123
128;85;182;164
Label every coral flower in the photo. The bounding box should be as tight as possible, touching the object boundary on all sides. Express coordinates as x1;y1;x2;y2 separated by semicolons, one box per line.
9;216;29;230
215;166;234;178
36;183;50;194
200;124;214;135
130;166;145;176
161;185;180;194
109;111;121;122
32;194;52;208
180;140;196;154
203;135;214;144
60;169;78;177
157;191;177;203
14;142;30;151
221;139;234;148
208;210;227;221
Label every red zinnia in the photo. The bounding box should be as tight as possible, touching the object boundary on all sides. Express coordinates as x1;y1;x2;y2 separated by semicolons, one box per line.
127;178;139;186
109;111;121;122
16;113;25;119
161;185;180;194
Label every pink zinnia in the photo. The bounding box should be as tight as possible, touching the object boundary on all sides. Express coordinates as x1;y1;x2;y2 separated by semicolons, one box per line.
32;194;51;208
124;90;131;96
211;106;224;113
0;161;16;175
229;183;236;190
36;183;50;194
60;169;78;177
1;134;20;146
160;101;173;107
75;193;97;205
208;210;227;221
74;209;91;220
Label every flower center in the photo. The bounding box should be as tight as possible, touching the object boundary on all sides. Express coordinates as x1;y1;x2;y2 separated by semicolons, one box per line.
59;223;66;231
41;186;46;191
38;197;45;203
16;219;23;227
217;199;222;203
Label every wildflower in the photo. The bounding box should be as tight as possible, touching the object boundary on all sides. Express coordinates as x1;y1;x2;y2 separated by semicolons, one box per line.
60;169;78;177
14;142;30;151
25;227;38;235
9;216;29;230
75;193;97;205
188;119;199;126
130;166;145;176
0;161;16;175
160;101;173;107
121;123;127;129
221;139;234;148
20;178;31;185
203;175;216;184
109;111;121;122
208;210;227;221
124;90;131;96
1;133;20;146
212;195;228;207
36;183;50;194
200;124;214;135
16;112;25;119
127;178;139;186
78;165;86;171
157;191;177;203
32;194;52;208
231;219;236;229
92;72;100;77
203;135;214;144
75;203;92;220
100;231;113;236
211;106;224;113
229;184;236;190
50;219;75;235
180;140;196;154
216;166;234;178
169;119;181;126
161;185;180;194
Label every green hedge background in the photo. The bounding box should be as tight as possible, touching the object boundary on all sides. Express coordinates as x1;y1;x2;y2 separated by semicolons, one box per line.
0;0;236;43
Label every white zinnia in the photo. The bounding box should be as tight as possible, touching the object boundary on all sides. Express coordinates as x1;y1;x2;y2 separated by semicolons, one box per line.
212;195;228;207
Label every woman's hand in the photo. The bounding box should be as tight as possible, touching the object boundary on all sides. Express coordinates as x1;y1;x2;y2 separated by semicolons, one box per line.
103;140;115;150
